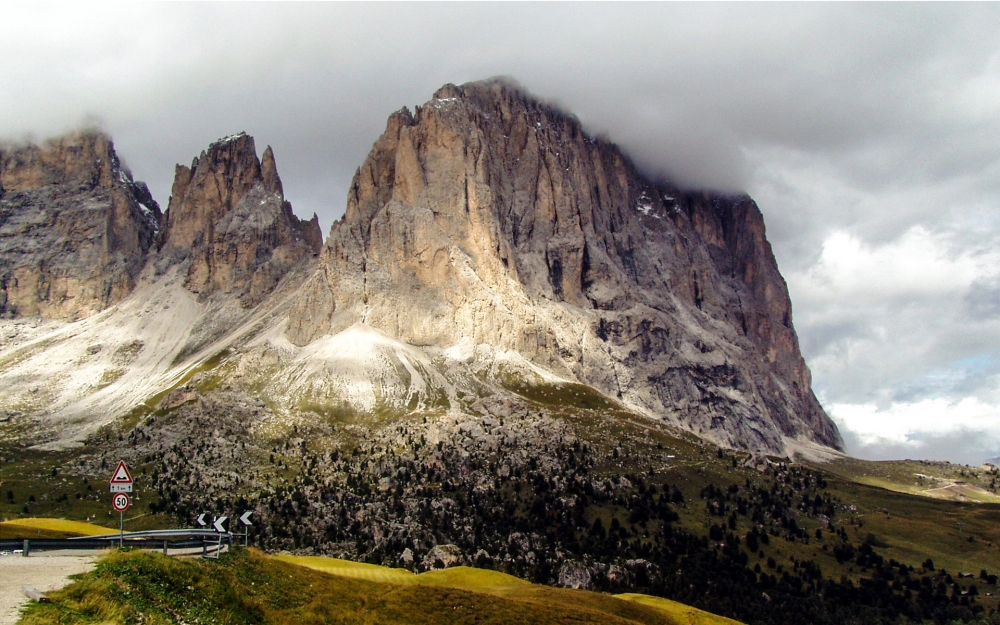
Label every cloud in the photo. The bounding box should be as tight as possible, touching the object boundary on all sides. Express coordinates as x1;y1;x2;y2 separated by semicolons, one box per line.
786;227;1000;402
5;5;999;232
832;399;1000;465
2;3;999;463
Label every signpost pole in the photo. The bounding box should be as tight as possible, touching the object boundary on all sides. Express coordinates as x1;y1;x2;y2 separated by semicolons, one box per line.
109;460;133;548
238;511;253;547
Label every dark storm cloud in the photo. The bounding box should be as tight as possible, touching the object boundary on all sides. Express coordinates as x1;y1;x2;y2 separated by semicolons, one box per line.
3;3;999;463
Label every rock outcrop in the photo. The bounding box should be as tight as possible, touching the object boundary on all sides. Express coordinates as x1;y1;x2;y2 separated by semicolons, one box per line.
288;79;842;453
158;132;322;306
0;131;161;319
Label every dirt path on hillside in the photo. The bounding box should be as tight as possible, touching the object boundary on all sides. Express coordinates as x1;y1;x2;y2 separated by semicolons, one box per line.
0;555;96;625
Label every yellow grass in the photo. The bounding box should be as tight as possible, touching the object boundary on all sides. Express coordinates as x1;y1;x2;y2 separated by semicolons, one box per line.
616;593;744;625
276;554;744;624
276;556;531;590
0;517;115;538
416;565;530;589
22;549;742;625
273;554;418;584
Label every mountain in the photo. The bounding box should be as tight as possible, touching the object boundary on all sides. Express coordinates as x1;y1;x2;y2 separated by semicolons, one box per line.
0;131;161;319
0;132;320;445
287;79;841;454
0;80;839;457
4;82;999;625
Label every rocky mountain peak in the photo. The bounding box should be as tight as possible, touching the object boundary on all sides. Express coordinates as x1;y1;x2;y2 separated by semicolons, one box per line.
261;145;283;196
159;133;322;306
288;79;842;454
0;130;161;319
2;130;113;193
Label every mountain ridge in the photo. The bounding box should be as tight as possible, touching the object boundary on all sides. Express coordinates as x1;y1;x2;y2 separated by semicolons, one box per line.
1;79;840;457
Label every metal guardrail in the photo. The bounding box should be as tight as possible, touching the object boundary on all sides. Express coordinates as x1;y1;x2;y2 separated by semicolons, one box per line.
68;528;225;540
0;538;216;551
1;528;233;557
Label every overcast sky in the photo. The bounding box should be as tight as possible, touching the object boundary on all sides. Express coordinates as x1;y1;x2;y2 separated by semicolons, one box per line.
3;3;999;464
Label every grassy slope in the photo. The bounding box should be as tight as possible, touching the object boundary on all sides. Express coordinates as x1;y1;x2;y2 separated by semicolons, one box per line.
0;446;175;532
4;417;998;599
554;405;1000;613
823;456;1000;503
3;373;998;618
273;555;528;588
819;471;1000;575
802;456;1000;575
19;549;732;625
616;594;744;625
272;553;417;584
278;555;734;624
0;517;115;539
417;566;531;589
567;402;1000;583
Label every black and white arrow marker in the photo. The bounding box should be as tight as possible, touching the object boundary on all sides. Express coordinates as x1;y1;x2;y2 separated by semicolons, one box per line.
239;511;253;526
196;513;207;527
213;515;228;533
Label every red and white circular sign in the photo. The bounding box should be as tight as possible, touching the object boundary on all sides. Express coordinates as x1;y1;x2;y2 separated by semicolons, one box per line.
112;492;130;512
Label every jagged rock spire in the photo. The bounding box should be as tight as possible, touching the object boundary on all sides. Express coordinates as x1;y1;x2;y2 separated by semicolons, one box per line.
159;133;322;306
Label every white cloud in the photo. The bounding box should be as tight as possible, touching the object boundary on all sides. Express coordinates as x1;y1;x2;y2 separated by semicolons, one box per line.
778;226;1000;463
832;398;999;444
784;226;1000;402
796;227;984;304
830;398;1000;464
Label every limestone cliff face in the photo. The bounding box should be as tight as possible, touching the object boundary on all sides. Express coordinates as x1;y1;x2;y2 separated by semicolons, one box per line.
288;80;841;453
0;131;161;319
159;133;322;306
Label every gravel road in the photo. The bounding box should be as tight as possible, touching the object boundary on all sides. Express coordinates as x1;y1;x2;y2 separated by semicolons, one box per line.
0;555;98;625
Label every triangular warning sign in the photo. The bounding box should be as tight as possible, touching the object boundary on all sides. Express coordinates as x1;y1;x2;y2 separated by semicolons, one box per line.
110;460;133;484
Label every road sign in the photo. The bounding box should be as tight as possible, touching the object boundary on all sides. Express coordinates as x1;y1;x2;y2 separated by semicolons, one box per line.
196;513;207;526
109;461;133;493
213;515;228;533
237;511;253;546
112;492;130;512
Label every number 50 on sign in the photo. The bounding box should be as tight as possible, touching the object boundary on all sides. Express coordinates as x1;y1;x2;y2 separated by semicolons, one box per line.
112;492;130;512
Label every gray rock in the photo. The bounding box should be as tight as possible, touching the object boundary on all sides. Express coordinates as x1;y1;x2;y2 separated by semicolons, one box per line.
558;560;593;589
158;132;322;306
400;547;414;564
422;544;463;570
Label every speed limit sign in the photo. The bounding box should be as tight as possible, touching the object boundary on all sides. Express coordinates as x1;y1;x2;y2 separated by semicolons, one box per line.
112;492;130;512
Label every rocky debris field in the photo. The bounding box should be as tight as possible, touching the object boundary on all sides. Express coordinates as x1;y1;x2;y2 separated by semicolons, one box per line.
52;382;998;625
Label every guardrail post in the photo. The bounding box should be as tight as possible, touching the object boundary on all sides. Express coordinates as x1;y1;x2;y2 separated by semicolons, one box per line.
23;539;29;557
202;540;207;557
163;540;168;556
